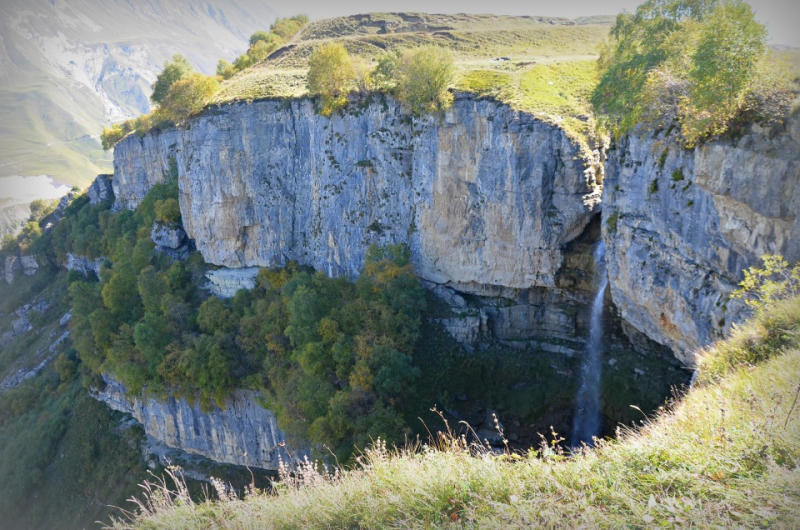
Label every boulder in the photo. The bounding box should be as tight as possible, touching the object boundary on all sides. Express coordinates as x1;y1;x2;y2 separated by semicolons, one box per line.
87;174;114;205
151;222;186;249
205;267;260;298
66;253;106;277
21;255;38;276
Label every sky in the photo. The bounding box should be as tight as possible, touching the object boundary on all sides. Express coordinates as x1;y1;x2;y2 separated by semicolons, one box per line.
266;0;800;47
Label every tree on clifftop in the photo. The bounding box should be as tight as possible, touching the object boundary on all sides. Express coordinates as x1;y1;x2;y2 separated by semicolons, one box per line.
158;73;220;124
150;54;194;106
592;0;792;145
307;42;355;115
394;46;456;115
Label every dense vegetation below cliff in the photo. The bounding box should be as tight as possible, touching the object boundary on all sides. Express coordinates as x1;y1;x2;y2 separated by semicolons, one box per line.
110;295;800;529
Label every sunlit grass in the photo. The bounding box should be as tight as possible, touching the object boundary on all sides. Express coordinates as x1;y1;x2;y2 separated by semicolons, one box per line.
110;297;800;529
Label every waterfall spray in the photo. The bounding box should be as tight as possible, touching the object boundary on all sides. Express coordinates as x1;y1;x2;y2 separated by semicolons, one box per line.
571;241;608;448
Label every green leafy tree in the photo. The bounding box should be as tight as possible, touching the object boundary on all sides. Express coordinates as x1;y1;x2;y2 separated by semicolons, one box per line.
592;0;713;134
682;0;767;141
154;198;181;225
270;15;309;40
101;123;127;150
307;42;355;116
133;313;171;373
352;56;375;95
394;46;456;114
372;50;401;89
137;266;168;315
246;40;275;63
216;59;236;80
158;73;220;124
197;297;235;335
234;53;256;71
29;199;57;221
150;54;194;106
249;30;272;47
732;255;800;314
593;0;788;144
101;262;143;323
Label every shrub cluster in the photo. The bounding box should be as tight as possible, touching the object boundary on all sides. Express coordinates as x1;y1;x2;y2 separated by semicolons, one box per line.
101;16;310;151
217;15;309;79
306;44;456;116
101;56;220;150
593;0;796;145
64;217;428;458
25;178;431;459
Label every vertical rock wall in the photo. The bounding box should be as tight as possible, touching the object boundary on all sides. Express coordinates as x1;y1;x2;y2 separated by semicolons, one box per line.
603;117;800;363
95;376;292;470
112;94;602;292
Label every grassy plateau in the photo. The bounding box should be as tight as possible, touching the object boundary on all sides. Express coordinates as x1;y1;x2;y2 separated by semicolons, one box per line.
211;13;610;152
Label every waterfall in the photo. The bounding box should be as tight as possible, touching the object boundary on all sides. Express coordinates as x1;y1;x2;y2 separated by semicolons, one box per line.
571;241;608;448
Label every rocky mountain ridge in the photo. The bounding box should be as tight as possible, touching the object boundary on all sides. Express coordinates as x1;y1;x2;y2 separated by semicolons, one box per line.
0;0;277;188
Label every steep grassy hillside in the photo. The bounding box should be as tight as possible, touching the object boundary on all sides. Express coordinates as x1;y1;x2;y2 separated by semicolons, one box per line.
0;0;277;187
111;297;800;529
0;268;150;530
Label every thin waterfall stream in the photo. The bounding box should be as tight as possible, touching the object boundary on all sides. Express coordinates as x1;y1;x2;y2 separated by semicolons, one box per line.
571;241;608;448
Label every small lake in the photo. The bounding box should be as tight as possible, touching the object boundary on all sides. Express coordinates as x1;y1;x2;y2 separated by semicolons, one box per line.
0;175;72;206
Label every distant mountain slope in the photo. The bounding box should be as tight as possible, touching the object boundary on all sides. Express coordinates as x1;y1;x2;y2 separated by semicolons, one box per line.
0;0;277;188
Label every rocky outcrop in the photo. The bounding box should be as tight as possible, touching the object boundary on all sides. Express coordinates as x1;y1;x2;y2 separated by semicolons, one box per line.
151;222;186;249
603;117;800;363
434;312;489;352
42;189;80;231
66;253;106;277
4;255;20;284
21;255;38;276
88;174;114;205
113;94;602;293
94;376;291;469
205;267;260;298
0;300;49;349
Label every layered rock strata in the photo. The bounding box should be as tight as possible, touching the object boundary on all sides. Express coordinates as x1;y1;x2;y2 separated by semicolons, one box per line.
603;117;800;363
88;174;114;205
113;94;602;292
205;267;260;298
95;376;291;469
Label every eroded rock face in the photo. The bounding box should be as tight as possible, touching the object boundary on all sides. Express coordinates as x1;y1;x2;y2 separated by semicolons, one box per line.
94;375;291;470
88;174;114;205
603;117;800;364
66;253;106;277
151;222;186;249
113;94;602;292
4;255;20;284
205;267;260;298
21;255;38;276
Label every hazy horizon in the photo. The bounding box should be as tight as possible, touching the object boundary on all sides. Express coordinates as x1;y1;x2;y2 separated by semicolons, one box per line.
267;0;800;48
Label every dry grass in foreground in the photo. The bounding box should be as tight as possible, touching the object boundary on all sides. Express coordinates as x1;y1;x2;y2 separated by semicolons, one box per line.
109;297;800;529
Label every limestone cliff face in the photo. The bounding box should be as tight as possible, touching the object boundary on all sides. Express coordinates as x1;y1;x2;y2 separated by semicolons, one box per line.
95;376;291;469
603;117;800;363
113;94;602;292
